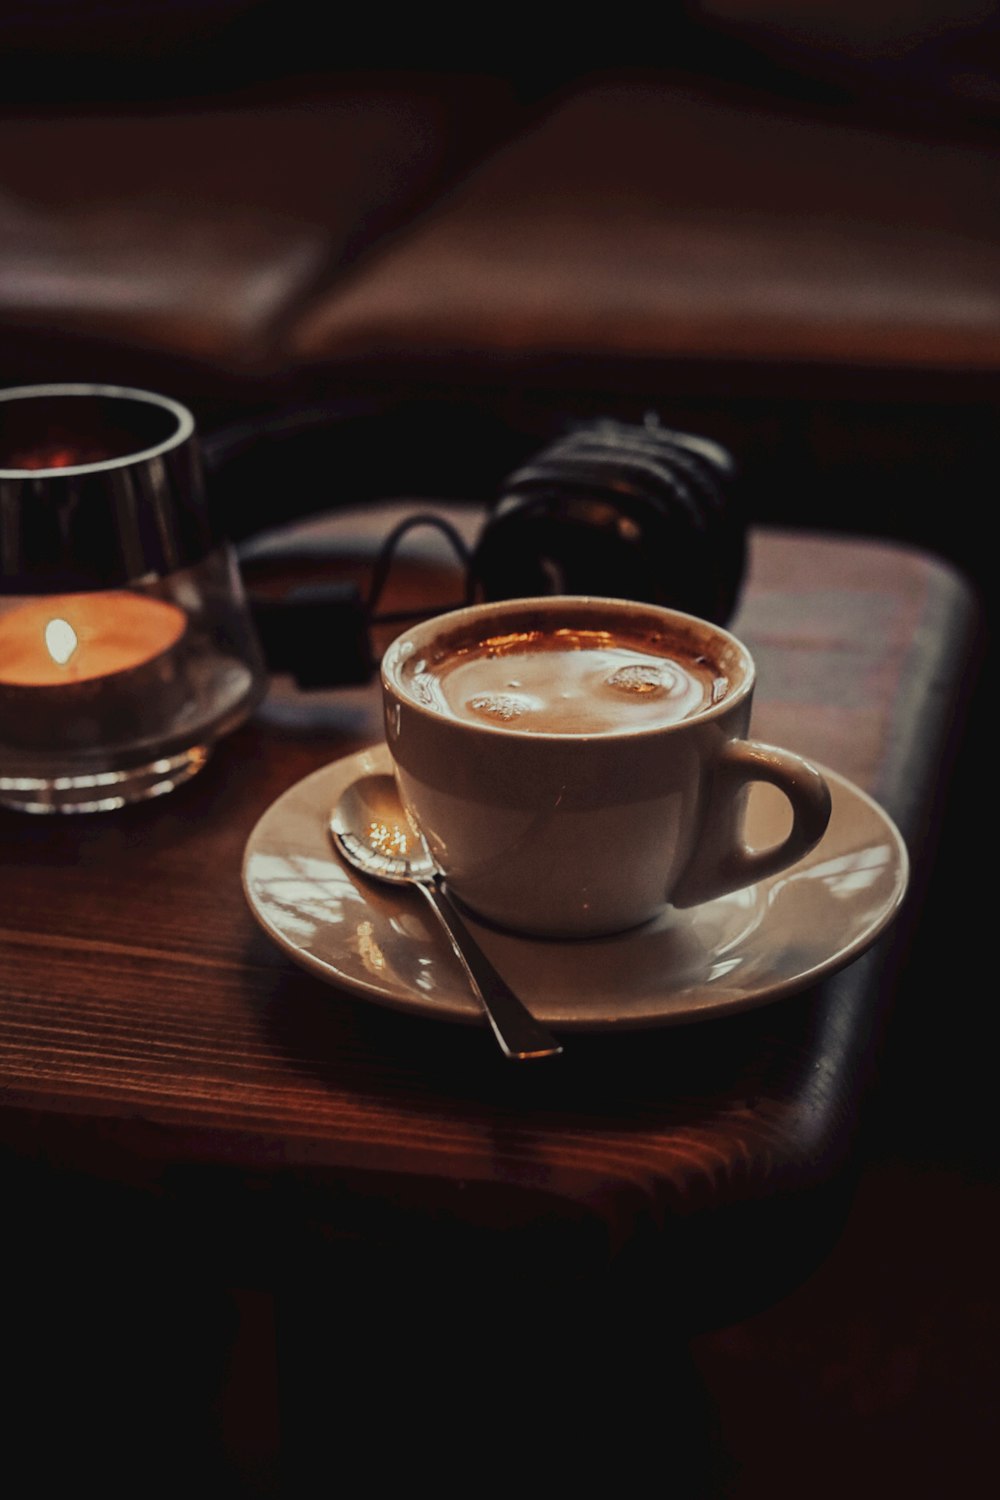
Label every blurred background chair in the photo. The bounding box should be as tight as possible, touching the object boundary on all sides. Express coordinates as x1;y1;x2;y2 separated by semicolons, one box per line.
1;2;997;589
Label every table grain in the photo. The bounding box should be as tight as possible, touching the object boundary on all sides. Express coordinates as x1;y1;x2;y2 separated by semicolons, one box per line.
0;526;978;1326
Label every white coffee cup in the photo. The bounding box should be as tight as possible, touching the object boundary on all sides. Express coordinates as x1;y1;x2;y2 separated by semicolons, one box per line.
381;596;831;937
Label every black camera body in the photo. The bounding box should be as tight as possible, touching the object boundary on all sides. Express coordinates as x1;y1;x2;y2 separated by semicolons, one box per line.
224;408;746;688
472;418;744;624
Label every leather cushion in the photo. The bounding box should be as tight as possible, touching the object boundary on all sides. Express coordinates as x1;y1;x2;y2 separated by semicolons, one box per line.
0;89;454;371
290;82;1000;378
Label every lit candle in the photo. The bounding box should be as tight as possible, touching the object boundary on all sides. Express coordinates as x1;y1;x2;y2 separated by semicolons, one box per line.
0;384;267;809
0;592;188;752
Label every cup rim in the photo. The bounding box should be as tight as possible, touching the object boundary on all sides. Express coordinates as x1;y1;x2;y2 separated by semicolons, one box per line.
381;594;755;740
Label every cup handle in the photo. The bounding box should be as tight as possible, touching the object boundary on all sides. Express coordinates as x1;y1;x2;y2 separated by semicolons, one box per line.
671;741;832;909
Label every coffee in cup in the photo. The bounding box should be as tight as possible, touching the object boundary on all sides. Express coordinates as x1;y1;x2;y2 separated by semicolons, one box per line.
381;597;831;937
405;618;728;734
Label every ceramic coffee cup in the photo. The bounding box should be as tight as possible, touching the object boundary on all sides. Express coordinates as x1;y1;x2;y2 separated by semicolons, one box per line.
380;596;831;937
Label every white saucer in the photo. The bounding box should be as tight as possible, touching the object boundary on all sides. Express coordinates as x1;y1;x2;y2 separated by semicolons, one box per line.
242;745;909;1032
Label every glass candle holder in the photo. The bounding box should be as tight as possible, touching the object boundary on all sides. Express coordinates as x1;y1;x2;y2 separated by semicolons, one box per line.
0;384;267;813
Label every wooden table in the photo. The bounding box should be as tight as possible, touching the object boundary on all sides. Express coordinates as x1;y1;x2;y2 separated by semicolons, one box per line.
0;523;979;1492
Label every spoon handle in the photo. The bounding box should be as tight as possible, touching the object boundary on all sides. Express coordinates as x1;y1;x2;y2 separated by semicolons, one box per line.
417;879;563;1061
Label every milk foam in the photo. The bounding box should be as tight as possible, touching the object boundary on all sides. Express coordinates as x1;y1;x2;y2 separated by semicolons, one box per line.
406;628;727;734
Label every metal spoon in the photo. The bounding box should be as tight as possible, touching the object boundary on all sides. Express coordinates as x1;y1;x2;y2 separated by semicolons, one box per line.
330;774;563;1060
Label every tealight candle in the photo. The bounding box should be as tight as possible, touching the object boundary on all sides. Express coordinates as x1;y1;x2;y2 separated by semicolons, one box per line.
0;591;188;751
0;591;185;686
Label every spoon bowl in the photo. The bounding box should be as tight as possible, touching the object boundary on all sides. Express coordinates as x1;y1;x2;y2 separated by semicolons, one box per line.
330;773;563;1061
332;774;438;884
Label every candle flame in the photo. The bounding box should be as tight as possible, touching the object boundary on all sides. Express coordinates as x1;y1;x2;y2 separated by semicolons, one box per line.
44;617;78;667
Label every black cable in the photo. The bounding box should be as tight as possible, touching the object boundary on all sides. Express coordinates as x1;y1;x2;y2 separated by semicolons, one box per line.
366;512;475;622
